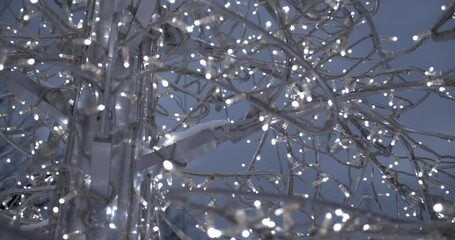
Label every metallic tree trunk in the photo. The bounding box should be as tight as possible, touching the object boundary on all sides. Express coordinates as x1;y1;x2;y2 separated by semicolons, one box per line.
51;1;157;239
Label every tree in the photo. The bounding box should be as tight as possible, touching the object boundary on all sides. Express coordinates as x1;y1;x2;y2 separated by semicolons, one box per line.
0;0;455;239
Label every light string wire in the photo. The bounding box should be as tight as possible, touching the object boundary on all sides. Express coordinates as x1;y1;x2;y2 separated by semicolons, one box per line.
0;0;454;239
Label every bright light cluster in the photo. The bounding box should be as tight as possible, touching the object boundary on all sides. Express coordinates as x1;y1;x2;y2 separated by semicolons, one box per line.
0;0;454;239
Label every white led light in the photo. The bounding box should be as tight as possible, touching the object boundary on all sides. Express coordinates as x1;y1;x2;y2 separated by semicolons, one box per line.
333;223;342;232
242;230;250;237
27;58;35;65
335;209;343;216
207;227;222;238
161;79;169;87
433;203;443;213
291;100;299;108
163;160;174;171
97;104;105;111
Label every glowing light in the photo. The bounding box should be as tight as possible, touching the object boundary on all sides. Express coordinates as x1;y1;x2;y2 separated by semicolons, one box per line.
333;223;342;232
27;58;35;65
97;104;105;111
291;100;299;108
1;1;453;239
335;209;343;216
325;212;332;219
433;203;443;213
161;79;169;87
241;230;250;238
262;218;275;228
163;160;174;171
207;227;222;238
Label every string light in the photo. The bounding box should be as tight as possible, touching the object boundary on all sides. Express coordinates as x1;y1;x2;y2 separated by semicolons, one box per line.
0;0;454;239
